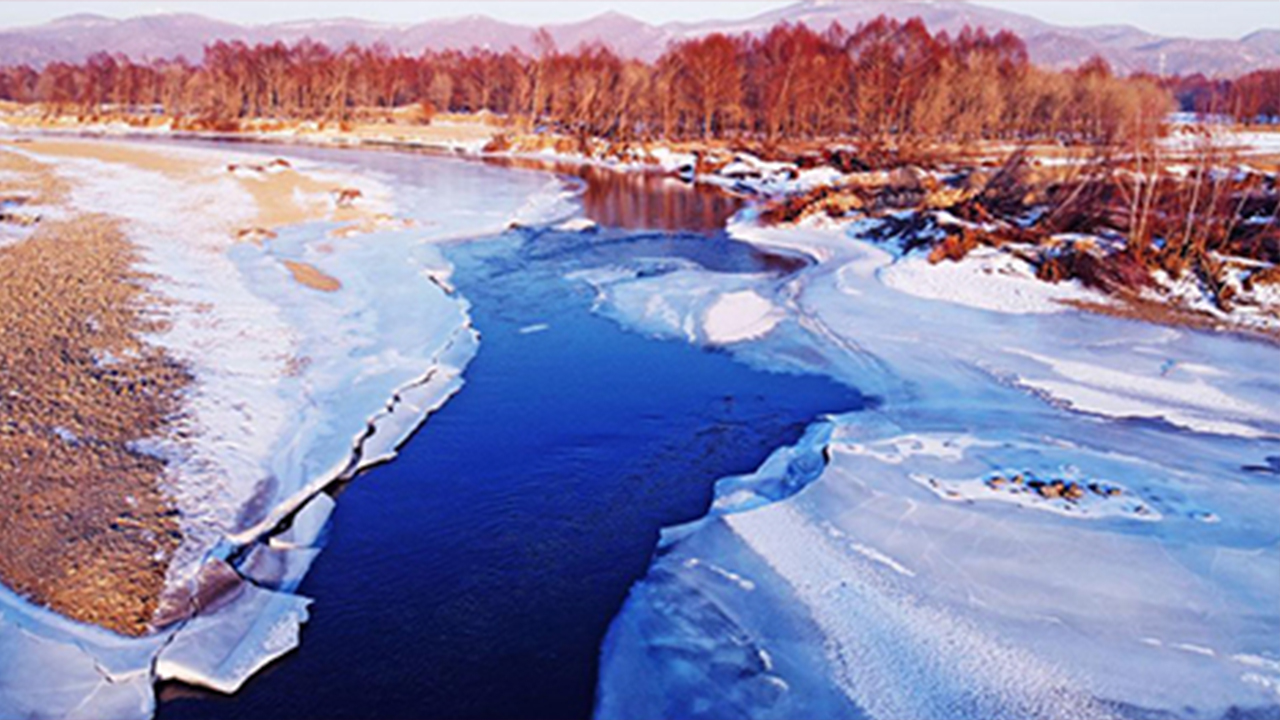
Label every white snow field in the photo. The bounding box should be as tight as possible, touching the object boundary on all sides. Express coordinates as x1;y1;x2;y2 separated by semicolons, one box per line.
0;139;567;719
593;216;1280;719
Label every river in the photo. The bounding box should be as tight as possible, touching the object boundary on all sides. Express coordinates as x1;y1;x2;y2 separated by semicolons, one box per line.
156;144;867;719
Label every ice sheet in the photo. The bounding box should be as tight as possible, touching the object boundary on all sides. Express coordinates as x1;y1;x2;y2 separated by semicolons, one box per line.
596;217;1280;718
155;561;312;695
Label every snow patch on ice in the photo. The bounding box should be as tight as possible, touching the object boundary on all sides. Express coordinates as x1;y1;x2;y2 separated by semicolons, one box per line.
1007;348;1279;438
727;501;1111;719
554;216;598;233
703;290;783;344
683;558;757;591
509;177;581;228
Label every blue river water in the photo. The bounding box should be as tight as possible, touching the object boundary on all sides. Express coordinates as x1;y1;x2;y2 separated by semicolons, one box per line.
156;155;868;720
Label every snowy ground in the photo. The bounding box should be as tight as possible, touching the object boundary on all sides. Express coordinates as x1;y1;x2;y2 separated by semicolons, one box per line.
1164;122;1280;158
0;139;567;719
593;217;1280;719
879;243;1109;315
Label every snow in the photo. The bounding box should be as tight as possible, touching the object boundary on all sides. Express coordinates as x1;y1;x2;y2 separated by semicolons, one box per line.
508;177;582;228
268;492;335;551
702;290;783;344
1233;130;1280;154
1144;263;1280;335
646;146;697;175
879;245;1108;315
697;152;845;197
596;215;1280;719
724;500;1113;720
0;582;168;720
553;216;599;233
1162;124;1280;157
1006;348;1279;438
569;261;784;347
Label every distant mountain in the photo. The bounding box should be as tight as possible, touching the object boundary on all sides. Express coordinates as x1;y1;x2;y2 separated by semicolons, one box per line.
0;13;250;64
679;1;1280;75
0;1;1276;77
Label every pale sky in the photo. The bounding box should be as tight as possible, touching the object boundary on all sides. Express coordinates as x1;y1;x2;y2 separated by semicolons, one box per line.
0;1;1274;39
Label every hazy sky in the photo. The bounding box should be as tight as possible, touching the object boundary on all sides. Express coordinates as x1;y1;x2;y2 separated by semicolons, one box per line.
0;1;1275;39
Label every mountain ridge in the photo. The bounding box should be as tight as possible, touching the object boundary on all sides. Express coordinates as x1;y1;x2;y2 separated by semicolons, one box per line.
0;1;1275;76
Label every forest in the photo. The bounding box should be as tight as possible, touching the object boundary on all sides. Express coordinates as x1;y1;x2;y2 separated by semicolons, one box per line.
0;17;1204;147
1168;69;1280;123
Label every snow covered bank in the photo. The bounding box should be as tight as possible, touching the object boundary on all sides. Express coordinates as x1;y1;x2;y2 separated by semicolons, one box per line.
595;216;1280;718
1164;122;1280;158
0;112;502;155
0;139;565;719
879;243;1108;314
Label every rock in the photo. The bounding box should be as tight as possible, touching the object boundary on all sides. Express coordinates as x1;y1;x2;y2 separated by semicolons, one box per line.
1037;480;1066;499
0;211;39;226
927;230;979;264
1244;265;1280;292
333;187;363;208
888;165;927;192
235;227;278;243
227;163;266;175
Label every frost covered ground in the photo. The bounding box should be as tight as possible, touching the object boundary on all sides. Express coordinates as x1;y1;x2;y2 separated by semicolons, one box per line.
0;138;564;719
593;216;1280;719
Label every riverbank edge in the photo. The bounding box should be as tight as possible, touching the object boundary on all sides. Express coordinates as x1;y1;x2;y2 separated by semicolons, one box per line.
6;114;1274;344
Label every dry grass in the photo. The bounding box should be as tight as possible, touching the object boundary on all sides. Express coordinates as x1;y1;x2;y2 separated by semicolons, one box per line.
0;136;408;634
0;151;189;636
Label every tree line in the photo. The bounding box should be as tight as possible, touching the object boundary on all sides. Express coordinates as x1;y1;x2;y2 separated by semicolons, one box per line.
0;16;1176;145
1167;69;1280;124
